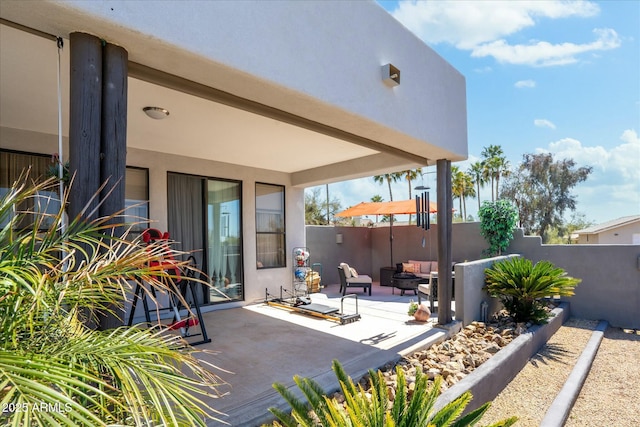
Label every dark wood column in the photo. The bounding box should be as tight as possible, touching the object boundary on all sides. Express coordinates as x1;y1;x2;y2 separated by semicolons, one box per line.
69;33;129;329
99;43;129;329
436;159;453;324
68;32;102;222
100;43;128;227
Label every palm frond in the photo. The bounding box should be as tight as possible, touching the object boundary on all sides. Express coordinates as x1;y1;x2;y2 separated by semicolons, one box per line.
270;360;517;427
1;173;228;425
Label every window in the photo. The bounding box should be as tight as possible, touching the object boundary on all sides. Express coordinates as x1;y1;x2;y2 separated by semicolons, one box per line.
256;183;285;268
124;167;149;234
1;149;60;230
167;173;244;303
1;150;148;233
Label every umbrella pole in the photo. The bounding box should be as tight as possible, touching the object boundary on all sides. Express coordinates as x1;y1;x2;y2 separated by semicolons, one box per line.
389;214;394;267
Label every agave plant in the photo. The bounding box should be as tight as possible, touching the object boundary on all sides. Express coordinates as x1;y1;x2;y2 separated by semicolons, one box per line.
269;359;517;427
0;174;227;426
485;257;581;323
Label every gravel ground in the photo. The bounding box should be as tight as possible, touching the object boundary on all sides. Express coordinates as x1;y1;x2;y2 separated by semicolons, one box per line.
565;326;640;426
480;318;599;426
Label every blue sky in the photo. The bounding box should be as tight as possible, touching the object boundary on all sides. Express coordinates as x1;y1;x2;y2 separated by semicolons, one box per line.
308;0;639;225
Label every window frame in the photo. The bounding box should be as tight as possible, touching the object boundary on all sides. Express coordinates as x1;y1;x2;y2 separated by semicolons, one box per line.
124;166;150;235
255;182;286;269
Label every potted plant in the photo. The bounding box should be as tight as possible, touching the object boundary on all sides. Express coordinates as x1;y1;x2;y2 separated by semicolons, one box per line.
407;300;418;316
408;300;430;322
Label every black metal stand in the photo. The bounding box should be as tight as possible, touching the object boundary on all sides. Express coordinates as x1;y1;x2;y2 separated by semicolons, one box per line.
127;256;211;346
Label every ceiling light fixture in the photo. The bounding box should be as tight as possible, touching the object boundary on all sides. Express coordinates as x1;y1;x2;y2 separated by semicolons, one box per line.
143;106;169;120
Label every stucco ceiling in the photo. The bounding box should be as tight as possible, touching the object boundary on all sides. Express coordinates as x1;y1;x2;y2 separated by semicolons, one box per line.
1;23;388;178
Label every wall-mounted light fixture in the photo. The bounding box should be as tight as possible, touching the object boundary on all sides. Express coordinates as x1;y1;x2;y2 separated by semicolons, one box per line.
143;106;170;120
336;233;343;244
381;63;400;87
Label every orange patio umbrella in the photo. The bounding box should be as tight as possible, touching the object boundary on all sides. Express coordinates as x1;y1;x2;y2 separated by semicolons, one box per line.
336;199;438;267
335;199;437;217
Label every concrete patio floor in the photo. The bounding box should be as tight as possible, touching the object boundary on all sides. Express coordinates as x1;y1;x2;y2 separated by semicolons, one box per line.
191;282;457;426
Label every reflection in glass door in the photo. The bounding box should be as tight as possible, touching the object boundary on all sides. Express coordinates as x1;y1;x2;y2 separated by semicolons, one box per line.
168;173;243;304
207;180;243;302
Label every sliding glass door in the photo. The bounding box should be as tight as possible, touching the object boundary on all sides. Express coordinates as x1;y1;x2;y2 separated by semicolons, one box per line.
168;173;243;304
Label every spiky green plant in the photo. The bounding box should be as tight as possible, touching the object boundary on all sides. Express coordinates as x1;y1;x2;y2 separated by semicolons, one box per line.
0;174;227;426
485;257;580;323
268;359;517;427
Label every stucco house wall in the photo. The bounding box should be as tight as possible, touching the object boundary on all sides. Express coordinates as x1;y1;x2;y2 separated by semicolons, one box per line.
576;220;640;244
1;1;468;314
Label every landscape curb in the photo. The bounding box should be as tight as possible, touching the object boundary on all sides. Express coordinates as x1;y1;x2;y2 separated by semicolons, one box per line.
433;302;570;415
540;319;608;427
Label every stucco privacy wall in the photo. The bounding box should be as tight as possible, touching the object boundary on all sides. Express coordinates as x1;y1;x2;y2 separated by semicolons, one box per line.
454;255;519;326
307;224;640;328
0;0;467;164
307;223;486;285
508;230;640;329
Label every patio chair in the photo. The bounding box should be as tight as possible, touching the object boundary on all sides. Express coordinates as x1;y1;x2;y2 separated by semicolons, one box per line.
337;263;372;296
417;281;434;312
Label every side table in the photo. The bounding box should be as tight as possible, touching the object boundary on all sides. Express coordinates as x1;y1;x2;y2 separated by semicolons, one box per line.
379;266;396;287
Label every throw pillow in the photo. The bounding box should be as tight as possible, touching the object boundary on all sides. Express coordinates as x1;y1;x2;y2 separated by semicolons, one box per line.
402;262;415;273
349;267;358;277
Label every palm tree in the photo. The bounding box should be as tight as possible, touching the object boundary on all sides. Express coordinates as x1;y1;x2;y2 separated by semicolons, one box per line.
370;194;383;223
481;145;510;201
402;168;421;200
461;171;476;221
0;174;226;426
373;173;401;202
452;166;476;222
469;160;487;211
452;166;463;220
495;157;511;199
401;168;421;223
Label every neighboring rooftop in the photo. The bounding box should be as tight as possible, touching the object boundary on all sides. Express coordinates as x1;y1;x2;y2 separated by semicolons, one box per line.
575;215;640;234
573;215;640;244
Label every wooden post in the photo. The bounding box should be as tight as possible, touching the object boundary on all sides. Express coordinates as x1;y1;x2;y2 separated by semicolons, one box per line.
99;42;129;329
69;34;129;329
100;42;128;227
68;32;102;222
437;159;453;324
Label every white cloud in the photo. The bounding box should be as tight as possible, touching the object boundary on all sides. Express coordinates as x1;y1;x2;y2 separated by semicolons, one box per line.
389;1;619;67
534;119;556;129
515;79;536;88
540;130;640;183
532;130;640;222
391;0;600;49
471;28;621;67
